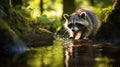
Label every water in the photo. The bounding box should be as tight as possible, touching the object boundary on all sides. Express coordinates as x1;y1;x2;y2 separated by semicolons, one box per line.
0;37;120;67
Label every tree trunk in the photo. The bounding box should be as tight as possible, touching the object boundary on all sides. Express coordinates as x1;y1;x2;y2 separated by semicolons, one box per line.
106;0;120;24
40;0;43;15
11;0;22;8
63;0;76;14
96;0;120;43
90;0;95;6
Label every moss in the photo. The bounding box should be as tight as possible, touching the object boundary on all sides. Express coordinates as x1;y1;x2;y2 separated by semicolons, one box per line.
0;19;17;37
7;9;32;37
1;8;54;46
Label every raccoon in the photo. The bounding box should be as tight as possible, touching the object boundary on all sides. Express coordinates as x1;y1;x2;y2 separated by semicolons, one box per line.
63;8;101;40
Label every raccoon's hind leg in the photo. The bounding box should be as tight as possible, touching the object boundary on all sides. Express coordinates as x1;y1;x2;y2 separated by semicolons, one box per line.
80;34;88;40
80;30;96;43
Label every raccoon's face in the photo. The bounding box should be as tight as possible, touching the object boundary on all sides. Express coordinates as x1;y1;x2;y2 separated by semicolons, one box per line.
67;20;84;32
63;12;89;33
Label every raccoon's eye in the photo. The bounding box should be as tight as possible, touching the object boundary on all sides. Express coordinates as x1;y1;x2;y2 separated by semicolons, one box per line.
68;24;73;28
75;23;84;27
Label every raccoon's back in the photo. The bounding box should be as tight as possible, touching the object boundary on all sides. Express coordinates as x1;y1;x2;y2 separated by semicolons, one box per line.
77;9;100;29
73;8;101;36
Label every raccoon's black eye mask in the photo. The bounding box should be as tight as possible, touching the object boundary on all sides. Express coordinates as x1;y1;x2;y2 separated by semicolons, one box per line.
68;23;72;28
75;23;84;27
68;23;84;28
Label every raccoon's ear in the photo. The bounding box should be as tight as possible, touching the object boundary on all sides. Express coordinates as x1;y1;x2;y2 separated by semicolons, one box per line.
63;14;69;20
79;12;86;18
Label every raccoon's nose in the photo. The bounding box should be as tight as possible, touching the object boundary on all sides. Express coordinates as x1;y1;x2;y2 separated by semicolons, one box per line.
72;29;75;32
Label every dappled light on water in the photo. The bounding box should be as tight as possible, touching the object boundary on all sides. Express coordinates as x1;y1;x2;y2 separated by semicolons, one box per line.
11;37;64;67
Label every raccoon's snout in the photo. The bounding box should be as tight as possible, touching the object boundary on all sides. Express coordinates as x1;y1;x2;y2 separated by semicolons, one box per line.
71;27;78;32
72;29;75;32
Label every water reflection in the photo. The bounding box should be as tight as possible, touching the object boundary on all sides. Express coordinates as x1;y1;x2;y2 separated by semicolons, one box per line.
11;37;64;67
64;40;95;67
64;40;120;67
0;37;120;67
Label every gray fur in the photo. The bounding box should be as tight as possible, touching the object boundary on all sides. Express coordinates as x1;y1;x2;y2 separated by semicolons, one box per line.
63;8;101;40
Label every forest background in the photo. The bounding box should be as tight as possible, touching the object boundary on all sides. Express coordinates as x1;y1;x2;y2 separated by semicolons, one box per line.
0;0;120;45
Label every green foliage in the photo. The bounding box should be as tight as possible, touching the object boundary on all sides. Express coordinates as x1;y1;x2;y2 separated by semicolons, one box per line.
93;6;112;22
103;6;112;22
36;15;63;32
0;5;7;18
37;15;53;24
17;9;31;19
52;21;63;31
94;0;113;8
0;19;17;37
8;9;31;37
15;7;31;20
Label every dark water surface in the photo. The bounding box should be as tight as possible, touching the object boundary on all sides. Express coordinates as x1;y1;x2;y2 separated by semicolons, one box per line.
0;37;120;67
